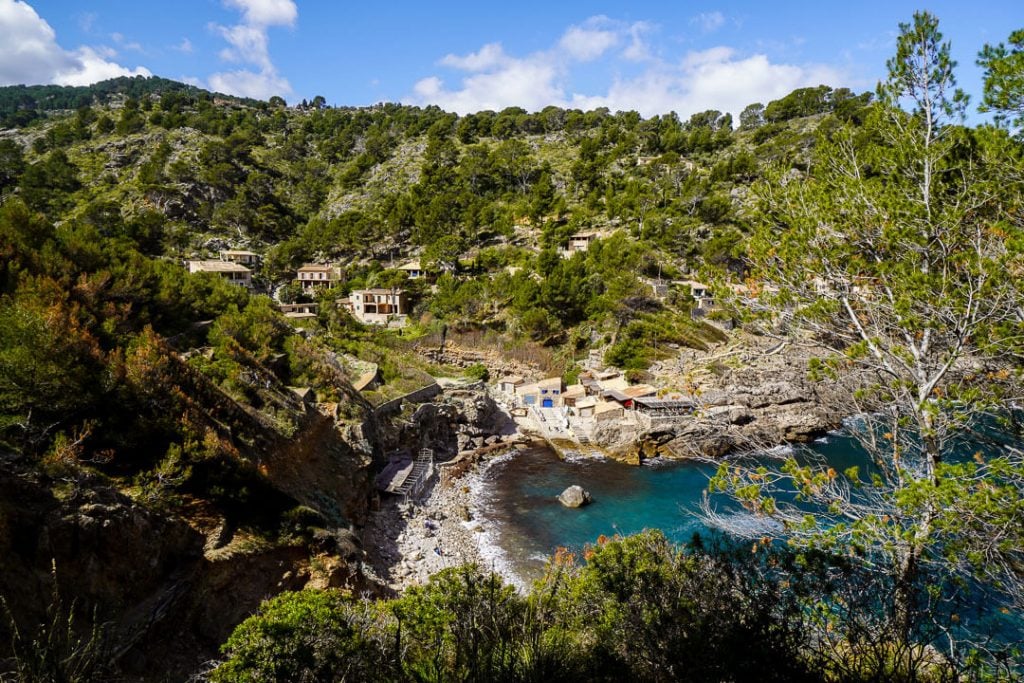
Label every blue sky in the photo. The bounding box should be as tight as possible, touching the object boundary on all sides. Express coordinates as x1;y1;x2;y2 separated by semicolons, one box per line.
2;1;1020;120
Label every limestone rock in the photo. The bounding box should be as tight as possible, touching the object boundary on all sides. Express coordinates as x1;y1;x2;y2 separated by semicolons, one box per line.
558;485;593;508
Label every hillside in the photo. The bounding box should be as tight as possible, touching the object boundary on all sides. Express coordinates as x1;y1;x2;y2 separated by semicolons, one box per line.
0;76;871;369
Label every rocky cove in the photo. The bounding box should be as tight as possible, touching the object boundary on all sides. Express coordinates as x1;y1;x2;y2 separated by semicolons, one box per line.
360;333;846;592
0;335;843;678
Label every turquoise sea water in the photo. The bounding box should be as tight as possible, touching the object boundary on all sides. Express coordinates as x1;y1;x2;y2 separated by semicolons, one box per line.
473;435;861;585
472;434;1022;647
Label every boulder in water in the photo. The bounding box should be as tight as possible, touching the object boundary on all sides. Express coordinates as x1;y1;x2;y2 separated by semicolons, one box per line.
558;485;592;508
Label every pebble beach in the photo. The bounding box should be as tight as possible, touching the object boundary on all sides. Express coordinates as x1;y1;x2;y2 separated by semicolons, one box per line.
363;446;524;593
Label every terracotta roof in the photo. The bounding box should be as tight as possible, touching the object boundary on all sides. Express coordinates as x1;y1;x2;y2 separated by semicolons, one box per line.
563;385;586;399
594;400;623;414
622;384;657;399
188;260;250;273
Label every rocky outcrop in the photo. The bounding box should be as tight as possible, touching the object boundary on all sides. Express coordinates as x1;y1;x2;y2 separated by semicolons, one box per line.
623;334;846;462
0;447;378;682
265;409;376;528
558;485;593;508
381;384;516;459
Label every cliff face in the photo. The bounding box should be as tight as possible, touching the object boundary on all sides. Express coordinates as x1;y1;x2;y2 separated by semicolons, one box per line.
0;352;384;680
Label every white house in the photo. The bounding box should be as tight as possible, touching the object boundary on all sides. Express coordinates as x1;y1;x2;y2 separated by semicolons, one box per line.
296;264;339;291
350;289;408;325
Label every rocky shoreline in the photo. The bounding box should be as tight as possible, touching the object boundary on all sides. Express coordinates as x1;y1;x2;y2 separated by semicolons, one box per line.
362;445;525;593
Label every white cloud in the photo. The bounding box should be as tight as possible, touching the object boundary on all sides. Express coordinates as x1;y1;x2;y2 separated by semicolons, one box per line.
559;17;620;62
208;0;295;98
409;16;847;122
216;23;272;68
77;11;96;33
440;42;507;71
111;32;143;52
209;68;290;100
175;38;194;54
0;0;149;87
55;46;151;86
573;47;843;120
623;21;655;62
691;11;725;34
411;16;659;114
222;0;296;28
413;58;563;113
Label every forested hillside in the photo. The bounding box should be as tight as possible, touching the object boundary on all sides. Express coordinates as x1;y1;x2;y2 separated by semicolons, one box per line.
0;74;871;372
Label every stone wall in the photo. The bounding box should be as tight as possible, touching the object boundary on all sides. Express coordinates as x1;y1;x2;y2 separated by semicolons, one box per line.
374;382;442;418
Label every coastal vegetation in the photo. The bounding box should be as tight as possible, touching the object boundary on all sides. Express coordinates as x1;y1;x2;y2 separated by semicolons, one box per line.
213;530;1018;681
0;9;1021;681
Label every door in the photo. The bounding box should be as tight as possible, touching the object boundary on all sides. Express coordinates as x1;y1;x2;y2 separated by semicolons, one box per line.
542;398;554;408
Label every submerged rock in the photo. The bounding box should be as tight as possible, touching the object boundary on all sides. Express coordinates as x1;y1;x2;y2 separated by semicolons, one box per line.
558;485;593;508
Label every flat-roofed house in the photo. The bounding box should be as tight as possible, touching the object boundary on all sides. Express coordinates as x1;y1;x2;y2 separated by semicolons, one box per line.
497;375;525;394
561;384;587;407
601;384;657;410
597;375;630;393
677;279;713;309
622;384;657;400
580;375;601;396
575;396;598;417
278;302;319;320
633;396;694;417
398;260;426;280
516;377;564;408
296;264;339;291
515;382;539;406
560;231;600;257
536;377;564;408
594;400;625;422
350;289;408;325
187;260;252;288
220;250;259;267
